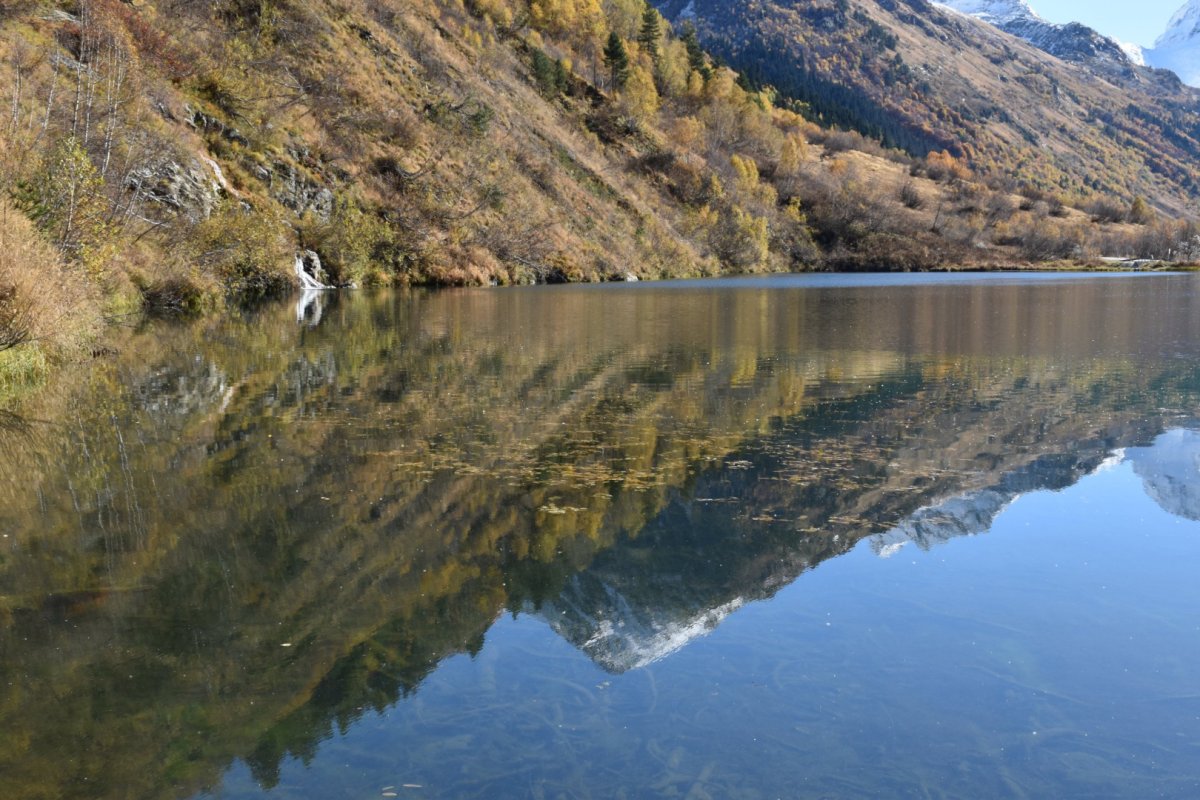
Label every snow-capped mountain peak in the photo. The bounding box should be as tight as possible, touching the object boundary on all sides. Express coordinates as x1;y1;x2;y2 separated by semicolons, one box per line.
1120;41;1147;66
936;0;1039;26
1156;0;1200;49
1145;2;1200;86
936;0;1133;69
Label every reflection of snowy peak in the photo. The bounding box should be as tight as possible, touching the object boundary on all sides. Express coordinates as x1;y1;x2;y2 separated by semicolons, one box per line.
870;451;1110;556
872;429;1200;558
541;574;743;673
1126;429;1200;521
871;489;1012;557
541;424;1200;674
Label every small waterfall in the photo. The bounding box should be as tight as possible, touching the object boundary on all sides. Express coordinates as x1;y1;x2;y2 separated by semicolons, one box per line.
294;250;333;291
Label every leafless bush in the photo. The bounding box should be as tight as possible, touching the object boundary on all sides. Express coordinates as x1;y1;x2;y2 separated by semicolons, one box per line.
898;182;923;209
1085;197;1126;224
984;193;1015;225
1017;219;1083;261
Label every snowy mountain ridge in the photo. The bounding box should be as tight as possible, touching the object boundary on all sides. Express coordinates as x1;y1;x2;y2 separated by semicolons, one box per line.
935;0;1039;26
1146;1;1200;85
936;0;1134;68
940;0;1200;87
1157;0;1200;49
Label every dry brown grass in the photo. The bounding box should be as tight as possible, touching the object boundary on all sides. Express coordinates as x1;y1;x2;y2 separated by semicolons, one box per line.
0;198;99;365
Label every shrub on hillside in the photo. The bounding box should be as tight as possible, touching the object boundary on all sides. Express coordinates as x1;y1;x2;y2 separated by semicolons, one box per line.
297;197;394;287
0;199;98;363
187;202;293;302
898;181;923;209
824;231;955;272
709;206;770;271
1017;219;1083;261
1085;197;1126;224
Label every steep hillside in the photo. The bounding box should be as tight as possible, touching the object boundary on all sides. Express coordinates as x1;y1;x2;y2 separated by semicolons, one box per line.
657;0;1200;215
3;0;1200;385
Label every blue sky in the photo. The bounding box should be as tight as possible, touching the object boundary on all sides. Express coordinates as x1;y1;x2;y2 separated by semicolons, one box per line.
1032;0;1187;47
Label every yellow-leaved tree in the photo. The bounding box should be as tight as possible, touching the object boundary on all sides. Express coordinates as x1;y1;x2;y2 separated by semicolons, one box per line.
621;63;659;121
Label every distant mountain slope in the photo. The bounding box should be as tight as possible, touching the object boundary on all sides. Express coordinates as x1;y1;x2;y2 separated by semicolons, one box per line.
656;0;1200;214
939;0;1200;91
937;0;1133;67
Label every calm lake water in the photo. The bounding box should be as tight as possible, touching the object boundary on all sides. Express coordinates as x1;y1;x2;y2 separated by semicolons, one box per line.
4;273;1200;799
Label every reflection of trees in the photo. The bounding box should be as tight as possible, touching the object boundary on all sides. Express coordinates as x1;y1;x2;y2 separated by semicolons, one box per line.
2;279;1200;799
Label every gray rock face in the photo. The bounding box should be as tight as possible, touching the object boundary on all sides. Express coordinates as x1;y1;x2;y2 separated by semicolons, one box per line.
1003;19;1132;65
267;160;335;220
185;104;249;146
127;158;225;222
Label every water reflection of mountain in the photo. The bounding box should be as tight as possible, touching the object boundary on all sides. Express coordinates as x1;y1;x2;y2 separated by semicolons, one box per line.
539;413;1171;673
870;449;1118;557
3;278;1200;799
1127;429;1200;521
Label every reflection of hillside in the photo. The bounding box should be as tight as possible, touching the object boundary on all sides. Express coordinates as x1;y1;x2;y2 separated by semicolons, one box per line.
2;278;1200;799
539;395;1160;674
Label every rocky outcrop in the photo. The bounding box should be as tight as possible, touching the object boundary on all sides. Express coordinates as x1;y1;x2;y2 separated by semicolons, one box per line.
127;157;226;222
267;161;335;220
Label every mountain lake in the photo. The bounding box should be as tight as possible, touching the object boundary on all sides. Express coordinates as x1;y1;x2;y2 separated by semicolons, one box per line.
3;272;1200;799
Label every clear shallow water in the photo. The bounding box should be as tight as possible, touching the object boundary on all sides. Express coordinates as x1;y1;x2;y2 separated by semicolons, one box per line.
3;274;1200;799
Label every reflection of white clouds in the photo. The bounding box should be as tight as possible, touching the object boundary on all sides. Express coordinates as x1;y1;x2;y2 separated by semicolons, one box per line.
1126;429;1200;521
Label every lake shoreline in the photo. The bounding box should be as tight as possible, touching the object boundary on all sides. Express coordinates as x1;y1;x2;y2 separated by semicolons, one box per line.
0;262;1192;396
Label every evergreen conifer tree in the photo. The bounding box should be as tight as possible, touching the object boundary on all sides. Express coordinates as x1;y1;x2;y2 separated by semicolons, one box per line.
603;32;630;90
638;6;662;63
680;22;710;79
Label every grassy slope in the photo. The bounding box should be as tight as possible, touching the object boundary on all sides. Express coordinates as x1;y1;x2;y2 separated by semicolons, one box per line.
0;0;1198;388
